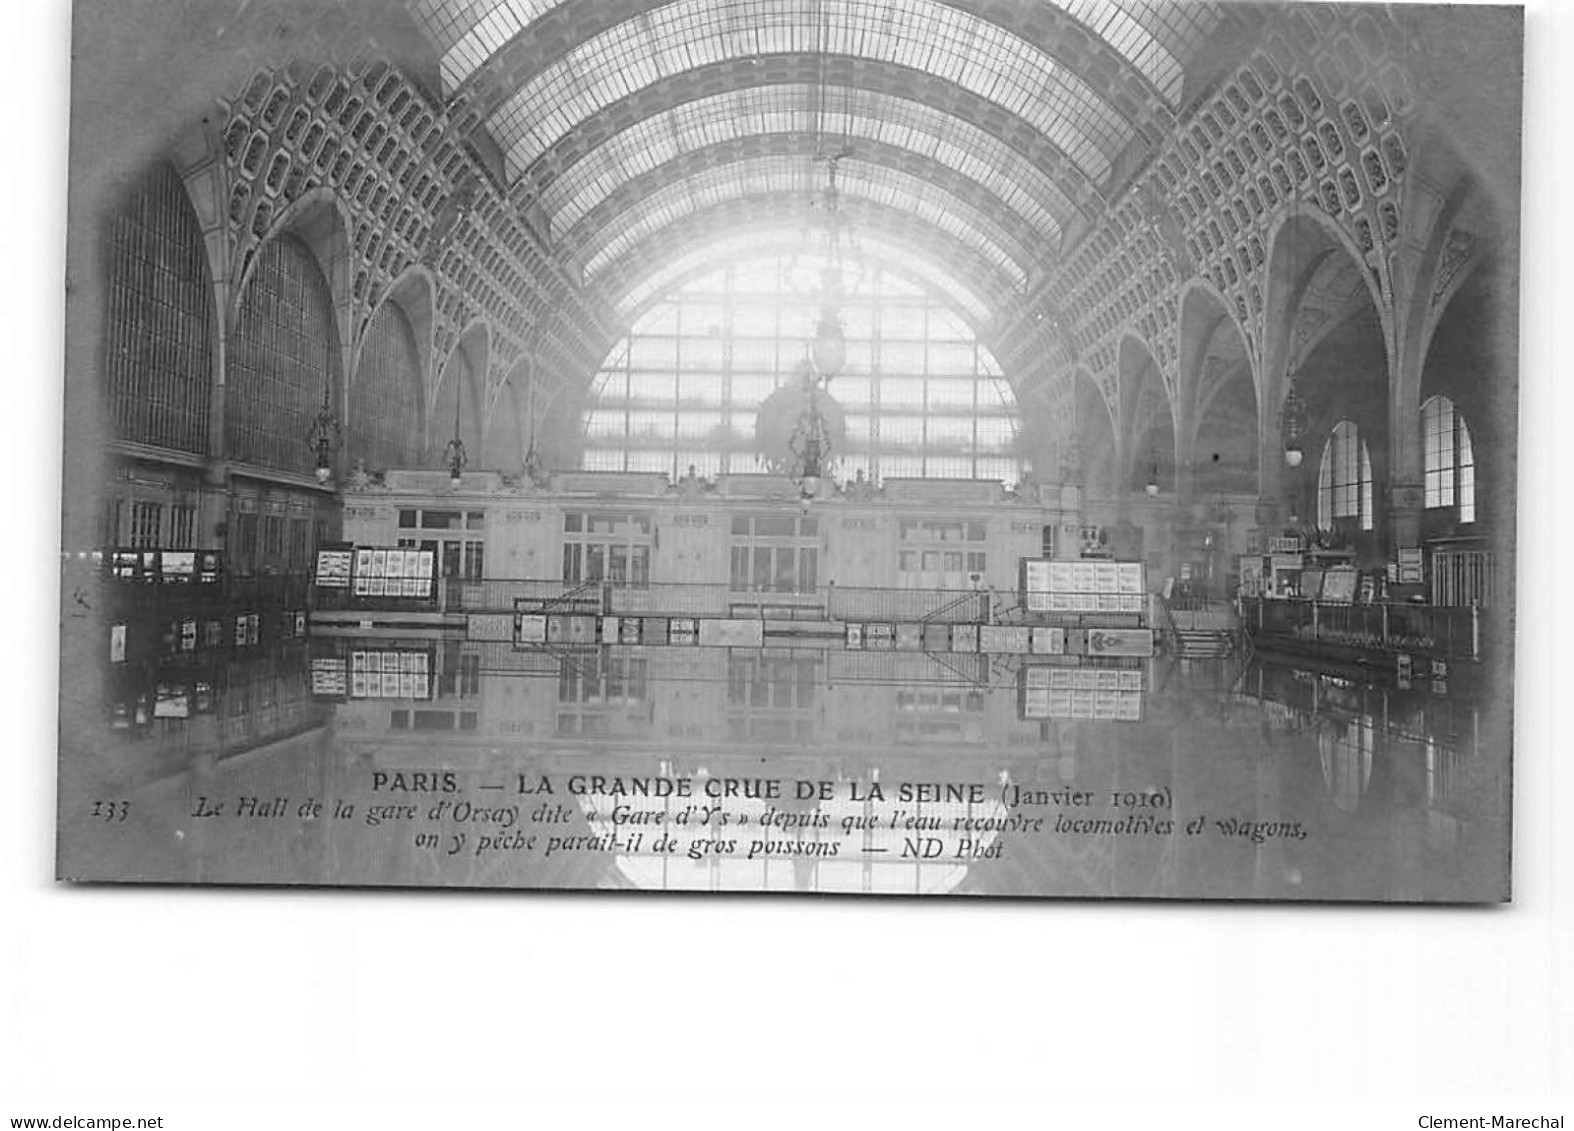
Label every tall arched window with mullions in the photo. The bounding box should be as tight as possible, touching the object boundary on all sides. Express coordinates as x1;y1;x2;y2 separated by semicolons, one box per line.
1421;395;1476;524
1317;420;1374;533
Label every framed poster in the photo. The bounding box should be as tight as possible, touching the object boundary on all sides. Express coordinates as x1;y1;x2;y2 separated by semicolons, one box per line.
1321;568;1359;605
315;547;352;588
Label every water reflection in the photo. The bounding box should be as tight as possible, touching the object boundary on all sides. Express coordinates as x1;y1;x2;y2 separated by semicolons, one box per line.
59;628;1508;901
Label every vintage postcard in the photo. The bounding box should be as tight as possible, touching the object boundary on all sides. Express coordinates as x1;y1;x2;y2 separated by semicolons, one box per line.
57;0;1521;900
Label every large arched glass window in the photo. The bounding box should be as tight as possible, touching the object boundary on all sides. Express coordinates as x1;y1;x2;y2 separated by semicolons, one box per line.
228;235;338;475
582;256;1024;483
350;299;424;471
104;163;214;454
1316;420;1374;532
1422;395;1476;524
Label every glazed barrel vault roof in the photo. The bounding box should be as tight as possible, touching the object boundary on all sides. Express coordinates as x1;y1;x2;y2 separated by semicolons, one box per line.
201;0;1505;436
398;0;1233;308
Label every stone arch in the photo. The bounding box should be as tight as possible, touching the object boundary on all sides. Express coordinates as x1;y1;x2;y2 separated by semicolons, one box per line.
234;186;354;341
1295;311;1390;553
1116;334;1173;495
1071;368;1119;502
1258;206;1390;531
1177;281;1258;501
226;229;345;477
429;319;490;465
482;371;526;471
365;264;438;391
1260;204;1388;398
347;271;431;472
534;382;584;471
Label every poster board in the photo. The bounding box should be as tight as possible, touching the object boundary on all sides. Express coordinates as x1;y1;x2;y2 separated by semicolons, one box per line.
351;546;435;599
314;547;353;589
1321;568;1360;605
1398;546;1425;584
1023;558;1145;613
348;648;432;700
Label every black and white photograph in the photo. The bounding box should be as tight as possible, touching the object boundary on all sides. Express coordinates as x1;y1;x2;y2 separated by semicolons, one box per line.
7;0;1570;1122
54;0;1523;902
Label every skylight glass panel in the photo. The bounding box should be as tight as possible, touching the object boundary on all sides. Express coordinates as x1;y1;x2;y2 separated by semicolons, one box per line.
407;0;574;92
541;85;1073;245
487;0;1131;185
1058;0;1224;105
612;230;994;325
578;156;1029;288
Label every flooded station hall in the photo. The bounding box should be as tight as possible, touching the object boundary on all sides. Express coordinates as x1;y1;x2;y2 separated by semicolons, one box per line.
59;0;1518;901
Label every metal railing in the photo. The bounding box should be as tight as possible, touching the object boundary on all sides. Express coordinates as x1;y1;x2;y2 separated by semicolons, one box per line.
346;577;1012;626
1150;591;1183;654
1431;548;1499;608
105;570;313;618
1250;598;1480;660
826;586;991;624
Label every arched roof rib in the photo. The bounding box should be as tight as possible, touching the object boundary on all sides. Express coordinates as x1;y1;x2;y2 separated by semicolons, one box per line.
538;83;1076;245
613;228;998;328
576;157;1031;291
516;58;1107;223
483;0;1135;186
561;138;1047;275
592;198;1020;322
413;0;1218;123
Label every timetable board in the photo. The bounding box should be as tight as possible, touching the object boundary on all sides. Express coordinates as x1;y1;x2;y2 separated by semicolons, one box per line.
310;657;348;699
1020;665;1145;720
352;547;436;599
314;547;354;588
348;649;432;700
1023;559;1146;613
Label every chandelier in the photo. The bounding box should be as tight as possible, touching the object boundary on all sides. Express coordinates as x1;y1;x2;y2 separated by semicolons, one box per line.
1280;373;1309;468
442;380;467;488
306;380;339;485
789;369;834;500
788;157;858;501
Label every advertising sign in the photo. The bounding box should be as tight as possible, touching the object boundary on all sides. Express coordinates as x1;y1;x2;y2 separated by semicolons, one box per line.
351;546;435;598
1023;558;1145;612
314;547;353;589
348;649;431;700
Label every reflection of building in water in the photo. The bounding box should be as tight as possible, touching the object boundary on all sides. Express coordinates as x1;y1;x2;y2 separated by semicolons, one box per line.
578;775;1007;895
96;613;326;792
70;625;1504;900
1234;660;1495;899
325;642;1045;762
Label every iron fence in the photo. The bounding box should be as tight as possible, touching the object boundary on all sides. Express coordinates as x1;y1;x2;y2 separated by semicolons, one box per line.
1250;598;1480;660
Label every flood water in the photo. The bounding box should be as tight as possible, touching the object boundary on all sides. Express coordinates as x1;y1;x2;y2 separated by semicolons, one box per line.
58;612;1510;903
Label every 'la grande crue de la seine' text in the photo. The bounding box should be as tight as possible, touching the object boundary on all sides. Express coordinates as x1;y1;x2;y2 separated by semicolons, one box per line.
369;769;1174;810
167;766;1309;865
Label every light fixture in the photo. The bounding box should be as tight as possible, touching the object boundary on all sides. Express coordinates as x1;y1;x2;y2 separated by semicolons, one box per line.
811;307;846;380
1280;373;1308;468
442;378;467;489
789;368;832;501
521;349;546;485
808;154;854;381
307;381;339;486
1144;444;1161;496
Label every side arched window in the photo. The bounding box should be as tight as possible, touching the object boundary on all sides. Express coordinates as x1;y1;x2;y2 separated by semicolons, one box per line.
1316;420;1373;532
1422;396;1476;523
